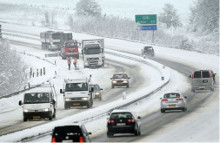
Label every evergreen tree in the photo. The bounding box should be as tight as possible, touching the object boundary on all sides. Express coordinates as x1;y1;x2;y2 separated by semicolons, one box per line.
159;3;182;29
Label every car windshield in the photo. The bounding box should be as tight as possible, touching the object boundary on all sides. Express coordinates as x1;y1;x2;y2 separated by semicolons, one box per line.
52;34;61;39
164;93;180;98
65;83;88;92
113;74;128;79
202;71;210;78
24;92;50;104
144;47;153;51
84;45;101;54
110;112;133;119
65;42;78;48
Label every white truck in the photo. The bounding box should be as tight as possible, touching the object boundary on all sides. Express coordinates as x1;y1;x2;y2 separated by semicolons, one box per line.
60;78;94;109
81;39;105;68
40;31;72;51
18;84;57;121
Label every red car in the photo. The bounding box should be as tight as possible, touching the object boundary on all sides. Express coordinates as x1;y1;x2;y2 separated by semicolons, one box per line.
61;40;79;59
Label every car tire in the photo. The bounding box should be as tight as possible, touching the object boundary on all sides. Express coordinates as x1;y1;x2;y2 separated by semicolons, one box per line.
64;104;69;110
127;84;129;88
99;96;102;101
23;117;27;122
112;84;114;88
49;112;53;120
53;109;56;118
183;107;187;112
107;132;113;138
161;109;165;113
134;126;140;136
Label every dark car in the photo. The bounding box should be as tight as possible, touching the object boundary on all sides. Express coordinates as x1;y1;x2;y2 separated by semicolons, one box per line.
141;46;155;58
89;84;103;101
111;73;130;88
107;110;141;137
52;124;91;142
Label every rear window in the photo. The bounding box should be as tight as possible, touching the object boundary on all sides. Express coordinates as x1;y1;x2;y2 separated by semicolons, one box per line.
194;71;202;78
202;71;210;78
52;126;83;138
110;112;133;119
164;93;180;98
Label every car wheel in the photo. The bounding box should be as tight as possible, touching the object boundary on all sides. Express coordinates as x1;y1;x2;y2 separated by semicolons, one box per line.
53;109;56;118
112;84;114;88
99;96;102;101
183;107;187;112
127;84;129;88
23;117;27;122
87;101;91;108
107;132;113;138
64;104;69;110
134;125;140;136
49;112;53;120
161;109;165;113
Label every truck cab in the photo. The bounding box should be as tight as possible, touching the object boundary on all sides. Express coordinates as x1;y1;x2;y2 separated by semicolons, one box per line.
82;39;105;68
18;84;57;121
60;79;94;109
61;40;79;59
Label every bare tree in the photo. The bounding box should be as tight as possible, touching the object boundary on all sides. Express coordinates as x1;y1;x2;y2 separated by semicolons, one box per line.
75;0;101;17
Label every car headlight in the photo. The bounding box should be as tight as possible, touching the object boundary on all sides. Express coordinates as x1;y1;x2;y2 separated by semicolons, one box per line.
123;80;128;83
82;97;88;100
112;80;117;83
84;62;88;66
44;108;49;112
65;98;71;101
98;61;102;65
95;92;99;95
24;109;29;112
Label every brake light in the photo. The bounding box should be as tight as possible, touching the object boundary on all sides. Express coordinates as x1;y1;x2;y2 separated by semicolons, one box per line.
75;48;78;52
108;119;115;124
79;136;84;143
209;73;212;77
177;98;183;101
162;99;167;101
128;118;135;123
52;137;56;143
192;74;194;78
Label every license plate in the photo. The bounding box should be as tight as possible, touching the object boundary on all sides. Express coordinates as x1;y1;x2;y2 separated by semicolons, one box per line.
73;103;80;106
199;86;205;89
62;140;73;143
169;104;176;107
33;116;40;119
117;123;126;126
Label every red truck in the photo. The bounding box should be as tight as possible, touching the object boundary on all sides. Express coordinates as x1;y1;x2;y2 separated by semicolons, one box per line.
61;40;79;59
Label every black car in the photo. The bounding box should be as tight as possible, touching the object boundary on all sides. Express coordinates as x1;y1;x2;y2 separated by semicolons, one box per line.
52;124;91;142
107;110;141;137
141;46;155;58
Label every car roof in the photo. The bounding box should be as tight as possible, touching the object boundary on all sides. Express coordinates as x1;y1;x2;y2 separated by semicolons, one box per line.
111;109;132;114
113;73;128;75
25;87;52;94
65;78;87;83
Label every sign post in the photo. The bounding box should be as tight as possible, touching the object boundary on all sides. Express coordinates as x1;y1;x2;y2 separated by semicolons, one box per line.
135;14;157;44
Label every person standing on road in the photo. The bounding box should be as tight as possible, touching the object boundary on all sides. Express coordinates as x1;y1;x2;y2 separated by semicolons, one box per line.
73;57;77;70
67;57;71;70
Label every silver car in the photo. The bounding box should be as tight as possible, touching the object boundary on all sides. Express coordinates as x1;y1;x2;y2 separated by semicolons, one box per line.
189;70;216;92
89;84;103;101
160;92;187;113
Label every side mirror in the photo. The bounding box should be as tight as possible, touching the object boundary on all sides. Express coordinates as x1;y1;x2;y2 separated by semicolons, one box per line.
138;116;141;119
52;99;56;104
160;97;162;100
184;96;187;99
90;87;94;92
100;88;103;91
60;89;63;94
128;77;130;79
88;132;92;135
110;78;112;80
19;100;22;106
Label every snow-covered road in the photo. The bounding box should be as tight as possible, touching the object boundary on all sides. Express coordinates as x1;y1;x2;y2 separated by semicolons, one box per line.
0;22;219;142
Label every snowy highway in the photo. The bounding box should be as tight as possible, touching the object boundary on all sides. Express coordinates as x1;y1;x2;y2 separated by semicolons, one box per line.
0;22;219;142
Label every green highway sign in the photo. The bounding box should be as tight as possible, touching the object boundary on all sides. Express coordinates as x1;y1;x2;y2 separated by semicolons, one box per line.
135;14;157;24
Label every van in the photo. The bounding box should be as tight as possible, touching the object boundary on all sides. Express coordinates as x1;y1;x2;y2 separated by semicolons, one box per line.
18;84;57;121
189;70;216;92
60;79;94;109
52;124;92;142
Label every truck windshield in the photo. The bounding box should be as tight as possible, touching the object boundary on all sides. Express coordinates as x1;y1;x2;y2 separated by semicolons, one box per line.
65;83;88;92
84;45;101;54
24;93;50;104
65;42;78;48
52;34;61;39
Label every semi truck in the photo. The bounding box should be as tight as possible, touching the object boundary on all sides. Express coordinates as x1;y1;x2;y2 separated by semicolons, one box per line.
81;39;105;68
40;31;72;51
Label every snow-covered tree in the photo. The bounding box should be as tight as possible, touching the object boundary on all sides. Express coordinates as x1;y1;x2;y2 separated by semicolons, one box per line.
189;0;219;34
159;3;182;29
75;0;101;17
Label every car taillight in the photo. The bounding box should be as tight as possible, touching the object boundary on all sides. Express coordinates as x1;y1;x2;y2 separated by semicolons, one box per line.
52;137;56;143
209;73;212;77
177;98;183;101
75;48;78;52
192;74;194;78
128;118;135;123
108;119;115;124
79;136;84;143
162;99;167;101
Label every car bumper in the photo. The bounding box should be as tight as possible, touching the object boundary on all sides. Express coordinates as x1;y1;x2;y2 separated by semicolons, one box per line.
108;125;135;133
23;111;51;119
112;82;129;86
65;101;89;107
